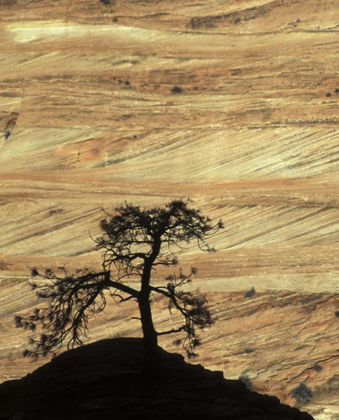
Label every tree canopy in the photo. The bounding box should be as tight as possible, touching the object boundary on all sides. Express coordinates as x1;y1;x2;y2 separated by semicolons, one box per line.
15;199;223;358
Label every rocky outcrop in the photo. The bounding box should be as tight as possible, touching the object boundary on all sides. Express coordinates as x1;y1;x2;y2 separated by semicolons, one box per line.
0;338;314;420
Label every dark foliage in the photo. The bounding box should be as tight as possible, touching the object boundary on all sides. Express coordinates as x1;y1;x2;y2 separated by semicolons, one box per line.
16;199;223;359
3;129;10;140
100;0;111;4
171;85;183;93
334;310;339;318
244;286;255;298
326;92;331;97
291;382;313;404
313;363;322;372
238;374;253;390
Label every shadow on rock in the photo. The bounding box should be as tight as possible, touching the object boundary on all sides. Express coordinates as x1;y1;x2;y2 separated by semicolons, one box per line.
0;338;314;420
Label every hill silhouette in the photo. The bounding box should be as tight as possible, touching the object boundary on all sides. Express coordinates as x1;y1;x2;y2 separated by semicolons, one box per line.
0;338;314;420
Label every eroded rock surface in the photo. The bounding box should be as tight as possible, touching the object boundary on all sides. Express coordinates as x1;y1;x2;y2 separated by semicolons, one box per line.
1;1;339;419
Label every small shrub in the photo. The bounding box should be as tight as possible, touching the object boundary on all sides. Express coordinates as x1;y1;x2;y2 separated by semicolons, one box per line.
326;92;332;97
100;0;111;4
334;310;339;318
244;347;254;353
244;286;255;298
291;382;313;403
113;17;118;22
171;85;183;94
3;129;10;139
125;80;130;85
313;363;322;372
238;374;253;390
335;88;339;94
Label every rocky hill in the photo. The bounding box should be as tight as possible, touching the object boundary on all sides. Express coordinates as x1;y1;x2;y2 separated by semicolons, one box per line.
0;338;314;420
1;1;339;419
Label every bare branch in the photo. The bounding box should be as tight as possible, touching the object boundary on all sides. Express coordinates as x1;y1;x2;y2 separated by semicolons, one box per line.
157;326;185;336
16;199;223;359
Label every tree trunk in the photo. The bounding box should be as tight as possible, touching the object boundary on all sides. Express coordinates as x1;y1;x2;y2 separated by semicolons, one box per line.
139;235;161;358
138;292;158;358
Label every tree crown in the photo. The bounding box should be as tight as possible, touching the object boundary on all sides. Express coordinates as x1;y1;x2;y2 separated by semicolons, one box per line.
15;199;223;358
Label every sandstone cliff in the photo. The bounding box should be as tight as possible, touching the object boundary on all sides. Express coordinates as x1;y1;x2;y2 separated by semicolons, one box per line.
1;1;339;419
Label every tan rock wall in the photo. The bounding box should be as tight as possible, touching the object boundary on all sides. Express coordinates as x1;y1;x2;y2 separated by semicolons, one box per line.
1;1;339;418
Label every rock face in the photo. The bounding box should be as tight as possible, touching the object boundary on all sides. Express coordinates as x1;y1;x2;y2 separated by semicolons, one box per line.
0;338;314;420
1;1;339;419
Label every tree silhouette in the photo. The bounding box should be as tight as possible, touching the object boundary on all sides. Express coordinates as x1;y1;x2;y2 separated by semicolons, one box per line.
15;199;223;359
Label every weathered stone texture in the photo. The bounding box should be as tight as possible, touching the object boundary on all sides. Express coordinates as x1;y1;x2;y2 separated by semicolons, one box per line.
1;1;339;419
